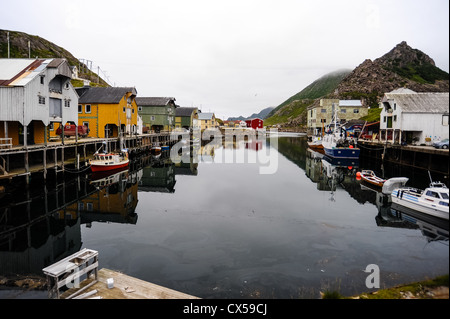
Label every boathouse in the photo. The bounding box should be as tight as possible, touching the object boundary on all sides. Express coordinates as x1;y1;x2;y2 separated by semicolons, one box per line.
0;58;79;147
198;112;218;130
136;97;177;133
379;88;449;145
174;107;199;130
245;118;264;129
76;86;139;138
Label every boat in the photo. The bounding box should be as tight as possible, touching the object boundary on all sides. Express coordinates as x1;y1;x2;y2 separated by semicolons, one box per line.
321;105;360;159
391;181;449;220
90;141;129;173
307;136;324;152
359;170;386;188
151;143;162;155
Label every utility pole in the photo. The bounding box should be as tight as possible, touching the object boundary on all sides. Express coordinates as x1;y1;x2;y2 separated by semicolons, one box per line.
28;40;31;58
7;31;10;58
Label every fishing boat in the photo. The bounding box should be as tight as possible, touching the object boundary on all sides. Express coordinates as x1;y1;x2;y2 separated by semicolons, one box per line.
359;170;386;188
307;136;324;152
90;149;129;172
391;181;449;220
322;105;360;159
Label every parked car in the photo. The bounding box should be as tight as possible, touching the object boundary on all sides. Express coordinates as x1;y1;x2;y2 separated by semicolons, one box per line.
56;124;89;138
432;138;449;149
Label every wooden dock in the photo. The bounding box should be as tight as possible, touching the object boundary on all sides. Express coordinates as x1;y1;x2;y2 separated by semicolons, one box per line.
60;268;199;299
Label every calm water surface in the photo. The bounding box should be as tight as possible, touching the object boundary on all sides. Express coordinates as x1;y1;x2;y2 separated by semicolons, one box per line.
1;134;448;299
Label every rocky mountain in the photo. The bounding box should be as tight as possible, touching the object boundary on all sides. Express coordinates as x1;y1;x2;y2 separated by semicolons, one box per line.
265;41;449;128
335;41;449;107
0;29;108;87
227;107;274;121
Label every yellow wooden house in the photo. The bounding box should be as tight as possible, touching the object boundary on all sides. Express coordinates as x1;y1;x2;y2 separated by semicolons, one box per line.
76;86;138;138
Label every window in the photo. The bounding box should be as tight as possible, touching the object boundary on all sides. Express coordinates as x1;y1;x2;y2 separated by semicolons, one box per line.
138;106;142;111
65;82;70;89
393;115;397;122
49;123;54;131
383;116;387;123
40;75;45;85
85;104;91;113
64;99;71;108
393;103;396;110
353;109;359;113
426;190;440;198
78;104;82;113
83;122;89;132
340;109;346;113
38;96;45;104
443;114;449;126
151;116;155;121
123;107;126;113
86;202;93;211
321;109;326;113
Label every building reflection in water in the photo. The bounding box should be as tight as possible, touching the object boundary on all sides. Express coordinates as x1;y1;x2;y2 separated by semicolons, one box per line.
0;150;198;277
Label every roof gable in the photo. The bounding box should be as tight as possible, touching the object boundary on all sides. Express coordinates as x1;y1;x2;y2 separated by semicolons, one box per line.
135;97;176;106
198;112;214;120
77;87;137;104
175;107;197;116
383;92;449;113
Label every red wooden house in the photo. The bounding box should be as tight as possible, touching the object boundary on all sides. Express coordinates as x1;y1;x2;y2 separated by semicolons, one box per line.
245;118;264;129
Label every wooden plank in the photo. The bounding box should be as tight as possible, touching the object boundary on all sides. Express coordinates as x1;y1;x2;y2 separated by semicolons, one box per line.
60;268;199;299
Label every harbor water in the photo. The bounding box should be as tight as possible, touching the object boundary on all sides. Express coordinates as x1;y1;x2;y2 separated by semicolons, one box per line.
0;133;448;299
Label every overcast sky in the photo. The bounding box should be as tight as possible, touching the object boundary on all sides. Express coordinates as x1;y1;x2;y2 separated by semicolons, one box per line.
1;0;449;119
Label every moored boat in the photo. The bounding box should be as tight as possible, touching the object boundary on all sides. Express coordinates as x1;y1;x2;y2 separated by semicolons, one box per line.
307;136;324;152
321;105;360;159
359;170;386;187
391;181;449;220
90;149;129;172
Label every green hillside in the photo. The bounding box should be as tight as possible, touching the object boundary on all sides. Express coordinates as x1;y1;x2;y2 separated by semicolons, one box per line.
265;69;351;127
0;29;109;87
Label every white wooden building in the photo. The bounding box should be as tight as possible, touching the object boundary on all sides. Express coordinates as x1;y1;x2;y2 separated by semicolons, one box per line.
379;88;449;145
0;58;79;146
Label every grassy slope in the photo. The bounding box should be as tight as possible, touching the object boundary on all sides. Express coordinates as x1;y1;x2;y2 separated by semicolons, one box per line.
265;70;351;126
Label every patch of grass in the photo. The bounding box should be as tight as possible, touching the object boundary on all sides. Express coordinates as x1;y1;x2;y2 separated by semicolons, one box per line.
356;275;449;299
321;290;344;299
360;107;382;122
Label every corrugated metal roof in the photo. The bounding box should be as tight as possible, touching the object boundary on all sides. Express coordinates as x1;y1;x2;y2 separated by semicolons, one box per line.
77;87;137;104
198;112;214;120
135;97;176;106
339;100;363;107
384;92;449;113
0;58;45;86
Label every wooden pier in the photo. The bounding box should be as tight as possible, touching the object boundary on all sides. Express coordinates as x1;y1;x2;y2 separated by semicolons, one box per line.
0;132;177;183
358;140;449;176
60;268;199;299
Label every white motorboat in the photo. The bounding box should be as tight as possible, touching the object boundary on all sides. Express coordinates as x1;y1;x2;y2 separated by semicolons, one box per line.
391;181;449;220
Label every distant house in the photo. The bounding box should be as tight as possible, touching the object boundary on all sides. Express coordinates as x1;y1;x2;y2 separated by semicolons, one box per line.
76;86;138;138
175;107;199;130
245;118;264;129
198;112;217;130
379;88;449;145
0;58;79;146
307;99;367;136
136;97;177;132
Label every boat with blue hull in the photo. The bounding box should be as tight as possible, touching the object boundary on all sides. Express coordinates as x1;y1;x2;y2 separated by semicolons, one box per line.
324;146;360;159
322;104;360;159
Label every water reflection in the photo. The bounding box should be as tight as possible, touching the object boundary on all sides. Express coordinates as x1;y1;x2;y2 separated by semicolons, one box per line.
0;135;448;299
